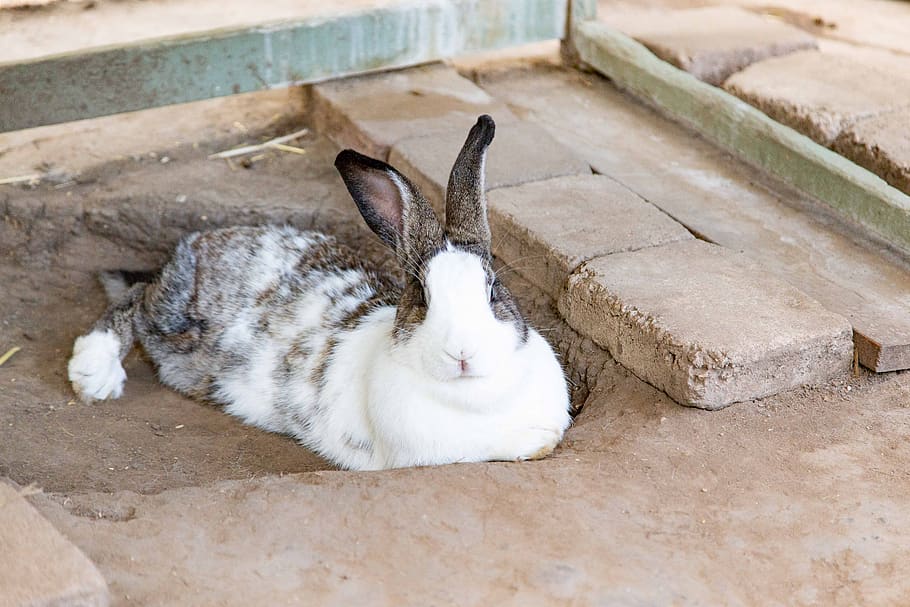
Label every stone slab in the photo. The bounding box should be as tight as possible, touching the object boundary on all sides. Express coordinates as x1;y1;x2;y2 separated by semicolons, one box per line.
487;174;693;299
533;30;910;371
0;483;109;607
389;121;591;211
559;239;853;409
723;50;910;146
307;63;519;160
604;6;816;85
834;107;910;198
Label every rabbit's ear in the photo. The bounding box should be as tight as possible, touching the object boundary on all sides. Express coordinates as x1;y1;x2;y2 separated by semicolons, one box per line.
445;115;495;249
335;149;443;259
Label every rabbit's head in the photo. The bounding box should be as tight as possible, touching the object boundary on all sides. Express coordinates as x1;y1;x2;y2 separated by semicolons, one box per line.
335;115;529;382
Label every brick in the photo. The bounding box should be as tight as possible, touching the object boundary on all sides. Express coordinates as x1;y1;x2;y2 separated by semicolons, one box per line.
487;175;693;299
604;6;816;85
0;483;109;607
307;63;518;160
559;240;853;409
724;50;910;145
389;121;591;211
833;108;910;197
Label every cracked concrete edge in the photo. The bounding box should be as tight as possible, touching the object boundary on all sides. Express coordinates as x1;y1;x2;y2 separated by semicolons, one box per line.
572;20;910;258
557;253;854;410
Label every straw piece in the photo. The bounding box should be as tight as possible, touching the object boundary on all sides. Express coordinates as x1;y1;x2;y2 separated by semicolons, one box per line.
208;128;309;159
0;346;21;367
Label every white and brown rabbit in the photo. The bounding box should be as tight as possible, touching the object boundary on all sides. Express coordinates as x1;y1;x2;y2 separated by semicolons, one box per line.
68;115;571;470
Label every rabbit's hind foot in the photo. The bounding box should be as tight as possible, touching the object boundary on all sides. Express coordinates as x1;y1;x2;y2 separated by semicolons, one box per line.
68;329;127;402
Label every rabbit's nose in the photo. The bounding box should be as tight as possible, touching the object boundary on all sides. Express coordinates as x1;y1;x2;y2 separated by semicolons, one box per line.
443;346;478;364
443;348;476;375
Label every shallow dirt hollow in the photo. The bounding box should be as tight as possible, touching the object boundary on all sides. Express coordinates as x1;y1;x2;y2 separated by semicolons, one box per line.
1;88;909;606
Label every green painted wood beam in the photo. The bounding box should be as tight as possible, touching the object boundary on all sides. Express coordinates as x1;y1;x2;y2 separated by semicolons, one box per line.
0;0;566;132
574;20;910;257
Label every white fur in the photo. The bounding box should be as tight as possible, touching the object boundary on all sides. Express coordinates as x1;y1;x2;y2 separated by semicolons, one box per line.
312;250;571;469
219;339;282;431
68;330;127;401
212;267;367;435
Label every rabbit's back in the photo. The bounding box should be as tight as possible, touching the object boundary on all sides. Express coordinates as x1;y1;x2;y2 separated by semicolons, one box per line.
135;225;400;436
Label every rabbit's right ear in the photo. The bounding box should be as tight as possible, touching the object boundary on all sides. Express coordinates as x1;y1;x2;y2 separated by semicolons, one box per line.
335;150;443;260
445;115;495;250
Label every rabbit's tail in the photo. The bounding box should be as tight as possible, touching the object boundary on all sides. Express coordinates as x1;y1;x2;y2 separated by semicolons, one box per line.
99;269;157;302
68;276;149;402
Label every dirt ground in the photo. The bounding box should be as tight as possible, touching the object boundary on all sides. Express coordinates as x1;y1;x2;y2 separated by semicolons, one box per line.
2;72;910;605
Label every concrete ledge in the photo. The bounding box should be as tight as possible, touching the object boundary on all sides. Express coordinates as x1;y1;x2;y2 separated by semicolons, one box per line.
559;240;854;409
573;21;910;257
0;483;109;607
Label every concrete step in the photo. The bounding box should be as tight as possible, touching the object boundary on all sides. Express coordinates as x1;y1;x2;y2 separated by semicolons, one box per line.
487;174;693;300
0;483;109;607
603;6;816;85
480;66;910;372
307;63;518;161
724;50;910;147
560;240;853;409
834;107;910;198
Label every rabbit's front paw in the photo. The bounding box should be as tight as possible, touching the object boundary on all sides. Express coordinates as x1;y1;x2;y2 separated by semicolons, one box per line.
68;330;126;402
500;427;562;462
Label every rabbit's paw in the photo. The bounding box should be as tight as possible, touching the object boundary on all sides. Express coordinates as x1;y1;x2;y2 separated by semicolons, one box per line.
501;427;562;462
68;330;127;402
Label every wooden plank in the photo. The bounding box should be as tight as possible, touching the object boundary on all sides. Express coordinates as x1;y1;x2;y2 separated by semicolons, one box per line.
0;0;566;132
479;66;910;372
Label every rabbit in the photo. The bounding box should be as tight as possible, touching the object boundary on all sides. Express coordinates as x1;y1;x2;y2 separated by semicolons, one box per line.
67;115;572;471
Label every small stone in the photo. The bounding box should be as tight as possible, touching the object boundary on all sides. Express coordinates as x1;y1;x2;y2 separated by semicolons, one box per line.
175;194;187;203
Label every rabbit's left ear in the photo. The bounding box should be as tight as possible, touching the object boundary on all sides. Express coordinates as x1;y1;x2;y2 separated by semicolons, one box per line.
445;115;495;250
335;149;443;263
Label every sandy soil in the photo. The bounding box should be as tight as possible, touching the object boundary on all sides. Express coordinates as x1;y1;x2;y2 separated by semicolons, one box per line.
1;71;909;605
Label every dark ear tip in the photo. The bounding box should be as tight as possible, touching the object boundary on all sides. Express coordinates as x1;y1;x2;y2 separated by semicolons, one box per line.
334;149;362;169
334;149;394;175
473;114;495;145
